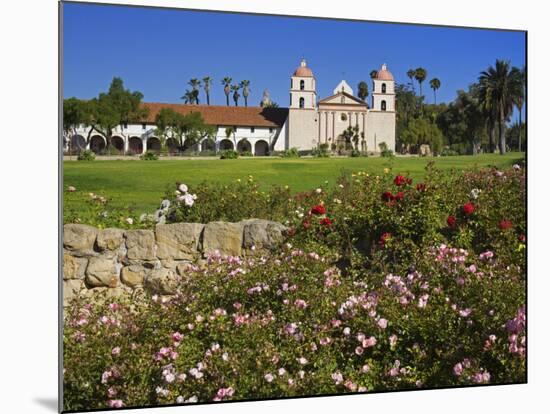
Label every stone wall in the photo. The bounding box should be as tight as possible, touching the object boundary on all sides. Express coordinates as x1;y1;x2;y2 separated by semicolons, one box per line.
62;219;287;306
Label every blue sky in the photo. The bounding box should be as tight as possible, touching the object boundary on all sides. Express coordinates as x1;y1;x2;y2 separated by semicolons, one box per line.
63;2;525;115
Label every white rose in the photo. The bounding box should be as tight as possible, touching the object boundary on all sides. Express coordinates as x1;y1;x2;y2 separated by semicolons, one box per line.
183;194;195;207
125;217;134;225
178;183;188;193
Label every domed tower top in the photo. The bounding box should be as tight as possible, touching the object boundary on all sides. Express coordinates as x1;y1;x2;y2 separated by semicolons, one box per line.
293;58;314;77
290;58;316;109
375;63;394;81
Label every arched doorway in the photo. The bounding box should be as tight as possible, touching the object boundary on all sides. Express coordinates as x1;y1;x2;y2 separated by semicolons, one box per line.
128;137;143;154
254;140;269;156
90;135;106;154
165;138;179;154
219;139;234;151
147;137;161;153
111;136;125;153
201;138;216;153
70;135;86;154
237;139;252;154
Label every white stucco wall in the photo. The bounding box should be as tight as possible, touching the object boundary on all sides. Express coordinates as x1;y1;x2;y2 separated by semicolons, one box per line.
365;111;396;153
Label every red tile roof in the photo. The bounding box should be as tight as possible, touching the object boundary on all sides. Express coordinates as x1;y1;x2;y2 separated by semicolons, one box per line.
141;102;288;128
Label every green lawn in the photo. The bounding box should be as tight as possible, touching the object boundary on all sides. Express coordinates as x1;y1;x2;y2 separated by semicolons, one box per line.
64;153;524;214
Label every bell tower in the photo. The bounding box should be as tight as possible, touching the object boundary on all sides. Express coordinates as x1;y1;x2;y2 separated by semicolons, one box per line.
288;58;319;151
290;58;317;109
372;63;395;112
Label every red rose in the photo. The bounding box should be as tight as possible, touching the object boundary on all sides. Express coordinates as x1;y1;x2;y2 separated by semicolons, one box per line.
302;220;311;230
447;215;457;228
394;175;406;186
498;219;513;230
310;204;326;215
394;191;405;201
320;217;333;226
416;183;426;192
379;232;392;247
406;178;413;185
462;202;475;216
518;234;526;243
286;227;296;237
382;191;394;202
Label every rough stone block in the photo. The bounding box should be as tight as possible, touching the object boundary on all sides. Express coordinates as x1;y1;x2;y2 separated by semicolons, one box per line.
155;223;204;260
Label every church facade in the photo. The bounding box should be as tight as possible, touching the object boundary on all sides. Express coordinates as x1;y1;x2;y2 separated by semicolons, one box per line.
65;60;395;156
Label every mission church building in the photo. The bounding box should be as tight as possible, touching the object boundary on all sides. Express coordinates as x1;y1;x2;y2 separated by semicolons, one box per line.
67;60;396;155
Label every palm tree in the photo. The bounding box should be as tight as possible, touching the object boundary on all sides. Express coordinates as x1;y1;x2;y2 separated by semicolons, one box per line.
231;84;241;106
357;81;369;101
188;78;201;104
369;70;378;80
202;76;212;105
240;80;251;107
515;66;526;151
414;68;427;97
429;78;441;104
222;77;232;106
478;59;524;154
407;69;417;93
181;90;194;104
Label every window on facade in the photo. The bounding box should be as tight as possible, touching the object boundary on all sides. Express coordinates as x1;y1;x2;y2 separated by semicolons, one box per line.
269;127;274;133
290;94;292;106
381;100;387;111
123;123;128;129
251;127;255;133
382;83;387;93
299;97;305;108
300;80;305;90
142;123;146;130
291;79;293;89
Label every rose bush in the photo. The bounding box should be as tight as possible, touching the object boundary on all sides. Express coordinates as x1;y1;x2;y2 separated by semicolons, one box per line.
63;163;526;410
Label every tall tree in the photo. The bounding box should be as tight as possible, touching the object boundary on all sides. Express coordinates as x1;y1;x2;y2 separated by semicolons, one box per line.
407;69;417;93
156;108;215;151
202;76;212;105
478;59;524;154
91;77;148;151
414;68;427;97
369;70;378;80
231;84;241;106
429;78;441;104
357;81;369;102
181;90;194;104
515;66;526;151
240;80;251;107
63;98;86;146
188;78;201;104
222;77;232;106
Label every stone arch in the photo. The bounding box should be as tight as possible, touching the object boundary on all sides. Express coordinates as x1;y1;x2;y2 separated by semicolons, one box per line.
219;139;234;151
237;139;252;154
382;83;387;93
254;140;269;156
128;136;143;154
90;135;106;154
111;135;125;152
146;137;161;153
381;100;387;111
299;97;305;108
165;138;179;154
70;135;86;153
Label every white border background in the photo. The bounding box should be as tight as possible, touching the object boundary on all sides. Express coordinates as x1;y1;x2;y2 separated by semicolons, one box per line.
1;0;547;412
